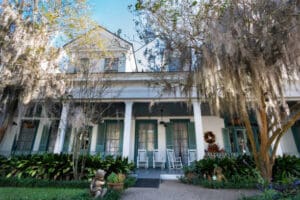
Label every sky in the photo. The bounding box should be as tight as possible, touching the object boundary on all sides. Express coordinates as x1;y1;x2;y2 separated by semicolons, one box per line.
88;0;143;50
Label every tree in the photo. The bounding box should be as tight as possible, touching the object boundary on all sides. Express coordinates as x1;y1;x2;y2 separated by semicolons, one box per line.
0;0;93;142
63;27;122;180
134;0;300;182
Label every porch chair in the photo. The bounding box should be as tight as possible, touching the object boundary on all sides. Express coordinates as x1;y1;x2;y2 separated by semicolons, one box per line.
188;149;197;166
166;149;183;169
137;149;149;168
153;149;165;169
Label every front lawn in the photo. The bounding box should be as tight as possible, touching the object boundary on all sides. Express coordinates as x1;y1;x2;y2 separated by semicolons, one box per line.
0;187;93;200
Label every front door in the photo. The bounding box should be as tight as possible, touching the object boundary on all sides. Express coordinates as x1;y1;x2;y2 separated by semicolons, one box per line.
135;120;158;167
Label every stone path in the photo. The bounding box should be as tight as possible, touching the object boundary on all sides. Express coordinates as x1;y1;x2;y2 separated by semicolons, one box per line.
122;180;259;200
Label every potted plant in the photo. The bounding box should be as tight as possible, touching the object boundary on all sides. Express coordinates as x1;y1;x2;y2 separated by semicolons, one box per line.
107;172;126;191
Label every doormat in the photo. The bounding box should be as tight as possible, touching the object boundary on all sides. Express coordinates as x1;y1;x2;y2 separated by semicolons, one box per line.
133;178;160;188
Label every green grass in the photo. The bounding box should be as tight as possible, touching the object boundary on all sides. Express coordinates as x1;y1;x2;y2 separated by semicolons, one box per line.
0;187;91;200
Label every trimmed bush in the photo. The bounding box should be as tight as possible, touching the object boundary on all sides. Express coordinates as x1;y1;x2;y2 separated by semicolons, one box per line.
0;187;121;200
0;177;89;188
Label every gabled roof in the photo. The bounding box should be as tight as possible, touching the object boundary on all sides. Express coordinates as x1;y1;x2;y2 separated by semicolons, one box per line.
63;25;133;49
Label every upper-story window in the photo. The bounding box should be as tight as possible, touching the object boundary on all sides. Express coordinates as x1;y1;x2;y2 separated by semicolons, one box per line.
80;58;90;67
104;58;119;72
79;58;90;73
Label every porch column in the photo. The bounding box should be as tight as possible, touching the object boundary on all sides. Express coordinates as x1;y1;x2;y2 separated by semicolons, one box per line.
54;102;70;154
193;100;205;160
122;101;133;158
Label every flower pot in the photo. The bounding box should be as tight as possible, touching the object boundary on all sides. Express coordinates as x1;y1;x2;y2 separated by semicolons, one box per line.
107;182;124;191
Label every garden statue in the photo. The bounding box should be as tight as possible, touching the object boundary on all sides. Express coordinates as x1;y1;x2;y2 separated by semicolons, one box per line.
90;169;107;198
213;166;226;182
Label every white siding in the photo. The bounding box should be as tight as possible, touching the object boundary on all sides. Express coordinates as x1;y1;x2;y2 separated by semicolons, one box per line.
280;129;299;156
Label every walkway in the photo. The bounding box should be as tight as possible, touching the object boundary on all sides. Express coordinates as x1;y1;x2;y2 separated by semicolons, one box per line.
122;180;259;200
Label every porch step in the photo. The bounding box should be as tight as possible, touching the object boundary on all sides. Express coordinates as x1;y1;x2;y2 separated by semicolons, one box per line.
133;178;160;188
132;168;183;182
160;174;182;180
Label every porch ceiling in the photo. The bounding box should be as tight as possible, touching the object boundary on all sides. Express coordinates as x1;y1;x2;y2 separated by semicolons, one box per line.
132;102;211;117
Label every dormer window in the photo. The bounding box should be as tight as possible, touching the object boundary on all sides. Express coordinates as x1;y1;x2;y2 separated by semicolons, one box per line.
104;58;119;72
80;57;90;68
73;58;90;74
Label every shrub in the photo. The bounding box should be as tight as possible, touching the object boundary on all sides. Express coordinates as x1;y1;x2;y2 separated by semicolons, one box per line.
0;154;134;181
0;187;122;200
0;177;89;188
183;155;300;193
273;155;300;181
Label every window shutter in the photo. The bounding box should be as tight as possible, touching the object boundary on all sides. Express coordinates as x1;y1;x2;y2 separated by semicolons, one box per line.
119;121;124;155
62;126;72;153
252;127;260;152
188;122;196;149
39;124;50;152
222;128;231;153
87;126;93;152
166;122;174;149
292;124;300;152
96;123;106;155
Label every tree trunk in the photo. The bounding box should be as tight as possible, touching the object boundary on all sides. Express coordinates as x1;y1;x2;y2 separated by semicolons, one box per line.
258;151;274;183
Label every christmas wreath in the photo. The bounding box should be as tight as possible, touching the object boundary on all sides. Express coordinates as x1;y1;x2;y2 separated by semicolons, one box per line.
204;131;216;144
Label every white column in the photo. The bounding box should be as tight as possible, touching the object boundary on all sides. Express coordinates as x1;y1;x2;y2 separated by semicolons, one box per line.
193;101;205;160
32;119;47;152
54;103;70;154
122;101;133;158
275;142;283;156
90;125;98;155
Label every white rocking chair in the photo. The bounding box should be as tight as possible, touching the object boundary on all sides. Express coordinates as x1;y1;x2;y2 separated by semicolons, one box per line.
137;149;149;168
166;149;183;169
188;149;197;166
153;149;165;169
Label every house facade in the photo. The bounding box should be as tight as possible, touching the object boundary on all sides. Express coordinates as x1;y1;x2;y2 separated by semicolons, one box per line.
0;27;299;166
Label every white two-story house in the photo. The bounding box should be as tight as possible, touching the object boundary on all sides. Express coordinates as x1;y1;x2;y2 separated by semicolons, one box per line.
0;26;299;167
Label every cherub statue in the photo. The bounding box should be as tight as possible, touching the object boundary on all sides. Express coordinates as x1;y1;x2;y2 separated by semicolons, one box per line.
90;169;107;198
213;166;226;182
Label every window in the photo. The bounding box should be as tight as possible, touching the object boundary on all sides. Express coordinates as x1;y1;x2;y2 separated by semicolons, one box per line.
96;121;123;156
104;58;119;72
80;58;90;68
223;127;251;153
38;120;59;152
80;127;92;151
105;122;122;155
25;103;42;117
15;120;39;152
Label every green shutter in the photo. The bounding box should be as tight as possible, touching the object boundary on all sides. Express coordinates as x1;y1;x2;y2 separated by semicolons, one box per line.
188;122;196;149
154;122;158;149
119;121;124;155
222;128;231;153
166;122;174;149
96;123;106;154
252;127;260;152
292;124;300;152
233;129;239;152
39;124;50;151
88;126;93;152
62;126;72;152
